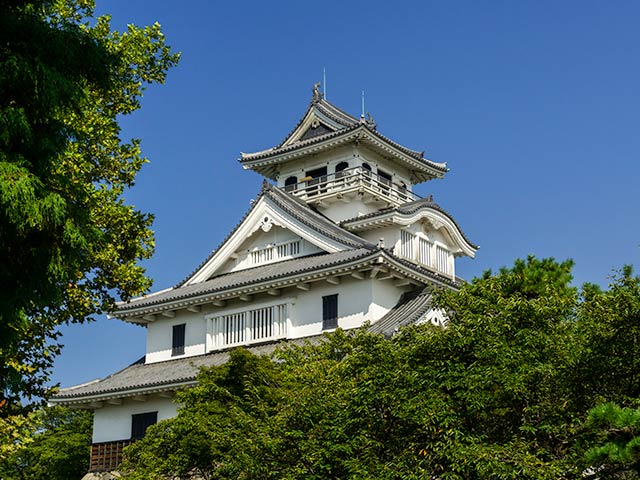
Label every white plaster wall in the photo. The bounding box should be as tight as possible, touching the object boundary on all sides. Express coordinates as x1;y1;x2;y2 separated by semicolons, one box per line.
317;200;380;224
145;311;206;364
290;277;375;336
360;226;400;250
144;276;409;363
92;396;178;443
370;279;404;321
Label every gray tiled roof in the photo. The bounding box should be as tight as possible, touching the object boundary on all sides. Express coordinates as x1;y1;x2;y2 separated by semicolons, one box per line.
266;184;371;248
53;287;436;403
175;182;372;288
241;124;442;171
239;93;445;176
368;288;433;337
341;196;479;250
273;96;360;151
115;248;376;314
51;337;326;402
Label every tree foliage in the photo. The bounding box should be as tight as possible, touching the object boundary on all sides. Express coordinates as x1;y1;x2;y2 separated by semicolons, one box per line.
0;0;179;407
581;402;640;479
119;258;640;479
0;405;91;479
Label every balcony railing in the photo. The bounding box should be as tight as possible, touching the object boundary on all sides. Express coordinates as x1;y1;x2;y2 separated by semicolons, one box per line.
283;166;420;205
207;303;288;350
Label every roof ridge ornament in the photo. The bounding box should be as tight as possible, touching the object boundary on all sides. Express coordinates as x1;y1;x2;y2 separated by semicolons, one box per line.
312;82;323;104
365;112;377;130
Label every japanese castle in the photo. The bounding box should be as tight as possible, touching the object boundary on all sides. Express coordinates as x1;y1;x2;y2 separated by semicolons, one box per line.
50;84;478;476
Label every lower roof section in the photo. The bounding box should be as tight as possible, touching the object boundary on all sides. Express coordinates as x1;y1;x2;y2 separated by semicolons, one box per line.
51;286;439;407
368;288;433;337
50;336;324;406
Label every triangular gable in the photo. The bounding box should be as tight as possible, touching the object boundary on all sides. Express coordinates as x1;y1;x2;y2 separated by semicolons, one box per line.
279;97;358;148
182;184;371;286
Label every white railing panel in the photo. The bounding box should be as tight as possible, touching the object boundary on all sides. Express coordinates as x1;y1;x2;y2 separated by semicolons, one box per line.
210;302;289;350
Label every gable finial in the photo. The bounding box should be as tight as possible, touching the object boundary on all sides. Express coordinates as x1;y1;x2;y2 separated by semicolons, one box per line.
312;82;323;103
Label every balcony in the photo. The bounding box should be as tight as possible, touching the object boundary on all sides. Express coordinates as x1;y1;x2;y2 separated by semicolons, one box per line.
283;166;420;207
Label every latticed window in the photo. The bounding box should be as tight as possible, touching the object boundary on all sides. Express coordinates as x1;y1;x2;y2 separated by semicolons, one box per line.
398;230;453;276
400;230;414;259
417;237;432;266
208;303;288;350
436;245;451;275
171;323;185;356
250;240;301;265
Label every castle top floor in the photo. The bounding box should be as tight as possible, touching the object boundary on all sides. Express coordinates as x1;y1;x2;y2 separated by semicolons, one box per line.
239;85;449;222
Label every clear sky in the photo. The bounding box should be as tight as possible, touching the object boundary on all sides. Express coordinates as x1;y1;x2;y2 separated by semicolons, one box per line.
51;0;640;389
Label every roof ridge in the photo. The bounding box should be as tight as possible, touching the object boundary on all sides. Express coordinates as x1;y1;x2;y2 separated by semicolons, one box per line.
174;185;269;288
315;97;359;126
242;124;360;160
265;186;374;249
171;182;371;289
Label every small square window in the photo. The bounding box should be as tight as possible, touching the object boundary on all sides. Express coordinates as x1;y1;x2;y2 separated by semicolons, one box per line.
131;411;157;440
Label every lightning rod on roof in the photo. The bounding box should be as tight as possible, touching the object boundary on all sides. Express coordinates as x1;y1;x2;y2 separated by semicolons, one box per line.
323;67;327;99
361;90;365;118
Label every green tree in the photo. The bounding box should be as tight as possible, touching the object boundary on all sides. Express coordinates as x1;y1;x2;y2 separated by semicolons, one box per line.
122;348;284;480
0;0;179;407
0;405;91;479
572;266;640;478
581;402;640;479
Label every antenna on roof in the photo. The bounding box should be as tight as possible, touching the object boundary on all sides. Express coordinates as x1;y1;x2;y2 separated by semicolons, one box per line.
323;67;327;99
361;90;366;119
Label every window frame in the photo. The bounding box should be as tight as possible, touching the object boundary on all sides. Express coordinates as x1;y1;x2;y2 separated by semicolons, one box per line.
322;294;338;330
131;411;158;440
171;323;186;357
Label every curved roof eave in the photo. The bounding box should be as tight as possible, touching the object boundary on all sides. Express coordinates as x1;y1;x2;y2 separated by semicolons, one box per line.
341;199;479;256
240;125;447;179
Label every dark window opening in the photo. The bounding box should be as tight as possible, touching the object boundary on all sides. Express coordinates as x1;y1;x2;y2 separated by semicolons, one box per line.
172;323;186;356
322;294;338;330
361;162;372;171
335;161;349;179
378;169;392;185
131;411;157;440
305;167;328;195
284;176;297;192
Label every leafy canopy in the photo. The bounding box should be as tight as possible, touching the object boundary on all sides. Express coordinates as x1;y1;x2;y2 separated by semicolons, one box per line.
0;0;179;407
0;406;91;480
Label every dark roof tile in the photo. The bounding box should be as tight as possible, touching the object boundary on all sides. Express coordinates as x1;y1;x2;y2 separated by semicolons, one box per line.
115;248;376;313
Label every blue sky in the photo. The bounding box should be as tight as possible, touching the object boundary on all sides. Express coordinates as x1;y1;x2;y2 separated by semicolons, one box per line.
51;1;640;388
